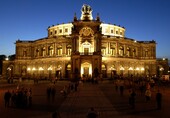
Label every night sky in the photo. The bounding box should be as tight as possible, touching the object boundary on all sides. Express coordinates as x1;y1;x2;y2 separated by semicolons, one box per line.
0;0;170;59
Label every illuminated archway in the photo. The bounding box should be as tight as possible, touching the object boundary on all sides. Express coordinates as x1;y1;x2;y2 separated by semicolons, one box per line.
81;62;92;78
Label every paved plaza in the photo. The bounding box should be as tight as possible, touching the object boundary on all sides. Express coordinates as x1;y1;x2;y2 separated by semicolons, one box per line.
0;79;170;118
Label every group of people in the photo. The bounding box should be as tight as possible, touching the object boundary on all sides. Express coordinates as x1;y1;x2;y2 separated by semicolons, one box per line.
60;81;79;97
4;85;32;108
115;78;163;110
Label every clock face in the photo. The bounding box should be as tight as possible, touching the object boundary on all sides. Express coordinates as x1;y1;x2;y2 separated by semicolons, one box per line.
79;27;94;36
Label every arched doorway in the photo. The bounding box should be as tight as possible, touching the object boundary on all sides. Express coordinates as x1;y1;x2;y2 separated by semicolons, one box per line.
65;64;71;79
81;62;92;78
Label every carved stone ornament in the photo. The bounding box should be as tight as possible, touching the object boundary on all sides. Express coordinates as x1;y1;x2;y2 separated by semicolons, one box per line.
79;27;94;36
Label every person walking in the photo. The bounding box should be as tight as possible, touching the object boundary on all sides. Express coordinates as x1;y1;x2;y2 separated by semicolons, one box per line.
51;87;56;102
145;89;151;102
4;90;11;107
28;88;32;107
47;86;51;102
129;89;136;109
156;90;162;110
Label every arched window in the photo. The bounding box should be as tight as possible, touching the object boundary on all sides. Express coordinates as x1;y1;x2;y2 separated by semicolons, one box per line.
66;45;72;56
36;49;40;57
23;50;27;57
48;46;54;56
101;47;106;55
56;45;62;56
145;49;148;57
42;47;46;56
101;64;107;78
132;49;136;57
119;46;124;56
110;44;116;56
126;47;130;57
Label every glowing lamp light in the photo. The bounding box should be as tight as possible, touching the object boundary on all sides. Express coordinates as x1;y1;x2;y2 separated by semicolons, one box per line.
120;67;125;70
5;57;9;61
159;67;164;71
128;67;133;70
141;67;145;71
48;67;53;70
32;67;36;71
39;67;44;71
7;67;11;70
136;67;140;70
27;68;31;71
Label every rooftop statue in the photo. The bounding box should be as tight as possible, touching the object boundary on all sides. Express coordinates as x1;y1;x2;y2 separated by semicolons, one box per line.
80;4;93;20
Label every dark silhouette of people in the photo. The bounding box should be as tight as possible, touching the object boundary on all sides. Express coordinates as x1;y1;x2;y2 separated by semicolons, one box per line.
129;89;136;109
47;86;51;102
145;89;151;102
86;107;98;118
51;87;56;102
156;90;162;110
4;90;11;107
28;88;32;107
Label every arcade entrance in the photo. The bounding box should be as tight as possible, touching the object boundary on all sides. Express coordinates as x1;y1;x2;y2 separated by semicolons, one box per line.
81;62;92;78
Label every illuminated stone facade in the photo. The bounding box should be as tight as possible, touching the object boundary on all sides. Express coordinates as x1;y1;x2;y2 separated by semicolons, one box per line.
3;4;166;80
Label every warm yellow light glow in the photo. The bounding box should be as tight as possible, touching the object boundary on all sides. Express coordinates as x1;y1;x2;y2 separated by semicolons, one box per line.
48;67;52;70
110;67;113;70
100;23;125;37
120;67;125;70
7;67;11;70
89;64;92;75
39;67;44;71
80;62;92;77
27;68;31;71
5;57;9;61
136;67;140;70
128;67;133;70
32;67;36;71
159;67;164;71
141;67;145;71
81;66;83;77
110;67;116;70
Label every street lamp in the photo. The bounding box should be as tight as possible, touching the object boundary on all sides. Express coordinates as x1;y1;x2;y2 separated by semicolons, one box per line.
7;67;11;83
159;67;164;78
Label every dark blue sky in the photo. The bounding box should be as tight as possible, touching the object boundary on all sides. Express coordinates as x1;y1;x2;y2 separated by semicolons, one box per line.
0;0;170;59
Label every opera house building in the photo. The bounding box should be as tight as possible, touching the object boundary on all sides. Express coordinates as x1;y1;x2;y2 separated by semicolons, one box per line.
2;5;169;80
